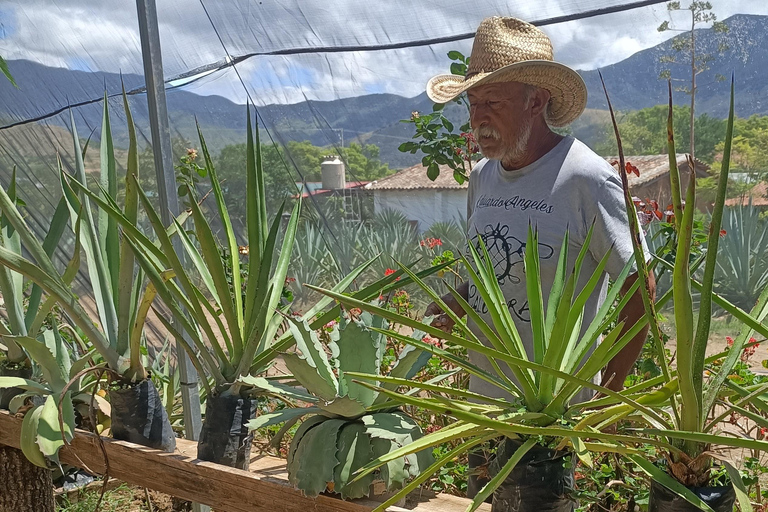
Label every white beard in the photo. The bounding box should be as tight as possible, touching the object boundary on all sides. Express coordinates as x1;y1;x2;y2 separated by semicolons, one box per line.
473;117;533;164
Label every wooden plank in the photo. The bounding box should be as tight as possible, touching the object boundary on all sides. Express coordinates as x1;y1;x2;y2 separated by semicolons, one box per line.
0;411;489;512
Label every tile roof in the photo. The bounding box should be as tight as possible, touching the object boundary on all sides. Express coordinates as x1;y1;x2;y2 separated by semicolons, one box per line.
366;154;709;191
725;181;768;207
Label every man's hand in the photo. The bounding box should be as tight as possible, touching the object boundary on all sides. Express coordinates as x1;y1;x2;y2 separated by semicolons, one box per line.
425;282;470;333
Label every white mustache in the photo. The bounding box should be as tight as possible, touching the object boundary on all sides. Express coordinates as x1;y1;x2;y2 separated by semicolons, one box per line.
473;126;501;140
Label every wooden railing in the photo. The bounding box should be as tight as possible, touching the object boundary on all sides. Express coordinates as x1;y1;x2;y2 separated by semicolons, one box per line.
0;411;486;512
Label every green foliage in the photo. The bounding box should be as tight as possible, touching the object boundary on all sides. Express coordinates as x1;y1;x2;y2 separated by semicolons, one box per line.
594;105;726;160
399;50;479;184
246;312;434;498
712;205;768;311
215;139;392;218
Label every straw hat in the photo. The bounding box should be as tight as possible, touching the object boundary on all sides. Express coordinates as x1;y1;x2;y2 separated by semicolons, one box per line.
427;17;587;127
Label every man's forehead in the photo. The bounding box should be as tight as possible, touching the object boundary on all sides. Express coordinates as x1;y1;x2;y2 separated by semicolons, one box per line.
467;82;526;100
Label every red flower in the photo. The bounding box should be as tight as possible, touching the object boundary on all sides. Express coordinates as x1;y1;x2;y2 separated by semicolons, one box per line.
760;427;768;439
384;268;400;281
284;276;296;284
420;238;443;249
422;335;443;348
720;229;727;238
726;336;735;347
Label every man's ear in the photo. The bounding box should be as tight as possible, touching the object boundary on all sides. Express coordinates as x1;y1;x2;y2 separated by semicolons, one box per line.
528;88;551;117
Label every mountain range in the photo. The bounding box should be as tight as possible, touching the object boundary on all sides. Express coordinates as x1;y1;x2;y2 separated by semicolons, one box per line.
1;13;766;170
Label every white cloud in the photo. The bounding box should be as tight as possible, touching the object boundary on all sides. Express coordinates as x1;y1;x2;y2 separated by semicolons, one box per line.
2;0;767;104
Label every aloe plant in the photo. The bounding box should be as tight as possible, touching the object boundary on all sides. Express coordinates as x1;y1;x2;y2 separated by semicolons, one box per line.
246;311;434;499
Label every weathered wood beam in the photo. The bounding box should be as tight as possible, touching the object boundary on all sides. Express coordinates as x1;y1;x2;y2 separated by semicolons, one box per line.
0;411;487;512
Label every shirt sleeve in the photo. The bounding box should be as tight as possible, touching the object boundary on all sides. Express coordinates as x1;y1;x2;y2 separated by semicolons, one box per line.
586;173;651;280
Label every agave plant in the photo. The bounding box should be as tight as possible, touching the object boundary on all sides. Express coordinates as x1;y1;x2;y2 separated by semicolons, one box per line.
605;78;768;511
246;311;434;499
712;203;768;312
69;106;452;469
0;90;176;451
0;319;110;466
309;223;689;511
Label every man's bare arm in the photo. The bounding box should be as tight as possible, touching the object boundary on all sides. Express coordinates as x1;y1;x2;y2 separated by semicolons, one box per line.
425;281;470;333
601;271;655;391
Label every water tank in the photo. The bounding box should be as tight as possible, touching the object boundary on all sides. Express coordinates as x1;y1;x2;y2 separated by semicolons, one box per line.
321;156;346;190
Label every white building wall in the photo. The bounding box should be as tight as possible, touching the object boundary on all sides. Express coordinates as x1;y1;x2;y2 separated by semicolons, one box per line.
374;189;467;232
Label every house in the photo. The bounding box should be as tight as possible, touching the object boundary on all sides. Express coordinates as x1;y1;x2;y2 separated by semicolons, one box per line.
725;182;768;209
365;163;469;232
365;154;709;232
606;154;710;209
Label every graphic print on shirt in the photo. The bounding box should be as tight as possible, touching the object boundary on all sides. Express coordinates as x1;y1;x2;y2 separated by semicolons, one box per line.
466;223;554;323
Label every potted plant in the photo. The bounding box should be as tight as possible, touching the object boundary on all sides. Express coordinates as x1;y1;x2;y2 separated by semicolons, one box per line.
309;224;682;512
602;76;768;511
0;89;175;451
246;310;435;499
69;107;452;470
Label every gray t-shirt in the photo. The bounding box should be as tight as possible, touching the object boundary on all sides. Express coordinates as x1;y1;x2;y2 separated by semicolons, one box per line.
465;136;648;402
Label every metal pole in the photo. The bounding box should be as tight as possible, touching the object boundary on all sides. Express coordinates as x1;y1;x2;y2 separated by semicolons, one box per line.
135;5;209;511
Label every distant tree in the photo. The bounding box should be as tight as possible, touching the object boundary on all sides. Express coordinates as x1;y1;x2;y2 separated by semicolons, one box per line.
340;143;392;181
595;105;726;161
657;1;729;161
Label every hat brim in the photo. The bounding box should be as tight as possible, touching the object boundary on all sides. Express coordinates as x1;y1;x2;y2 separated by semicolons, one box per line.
426;60;587;127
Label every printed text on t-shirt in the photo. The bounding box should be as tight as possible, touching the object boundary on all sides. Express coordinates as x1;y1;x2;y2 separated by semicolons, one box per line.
474;194;554;214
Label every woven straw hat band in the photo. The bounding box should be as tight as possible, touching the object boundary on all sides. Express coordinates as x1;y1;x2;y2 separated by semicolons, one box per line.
466;17;554;79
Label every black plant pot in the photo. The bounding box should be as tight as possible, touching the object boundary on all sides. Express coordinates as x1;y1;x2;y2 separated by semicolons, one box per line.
0;363;32;410
197;394;255;470
110;379;176;452
649;479;736;512
490;438;576;512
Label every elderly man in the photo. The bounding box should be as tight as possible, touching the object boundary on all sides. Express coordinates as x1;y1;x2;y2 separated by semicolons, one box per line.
423;16;654;497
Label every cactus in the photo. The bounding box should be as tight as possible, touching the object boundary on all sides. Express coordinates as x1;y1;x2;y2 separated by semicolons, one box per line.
246;311;434;499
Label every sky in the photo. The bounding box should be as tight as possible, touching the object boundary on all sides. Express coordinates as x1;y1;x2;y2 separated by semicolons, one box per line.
1;0;767;105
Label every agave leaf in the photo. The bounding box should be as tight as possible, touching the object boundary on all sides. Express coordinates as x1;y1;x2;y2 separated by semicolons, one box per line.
25;196;69;332
247;407;320;430
43;320;71;386
692;77;736;409
196;120;243;335
20;405;48;468
62;117;119;349
525;227;546;367
243;105;267;326
10;335;68;391
288;417;345;497
545;232;570;337
370;436;408;490
36;393;75;463
188;196;244;353
0;376;49;393
629;455;715;512
723;460;753;512
99;91;119;300
334;423;374;499
335;315;385;407
287;415;326;468
237;375;318;403
283;316;338;399
282;352;337;402
116;83;139;356
318;396;367;418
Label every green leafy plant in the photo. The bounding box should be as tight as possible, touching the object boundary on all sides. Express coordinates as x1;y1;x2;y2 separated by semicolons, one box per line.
398;50;478;184
246;311;435;499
